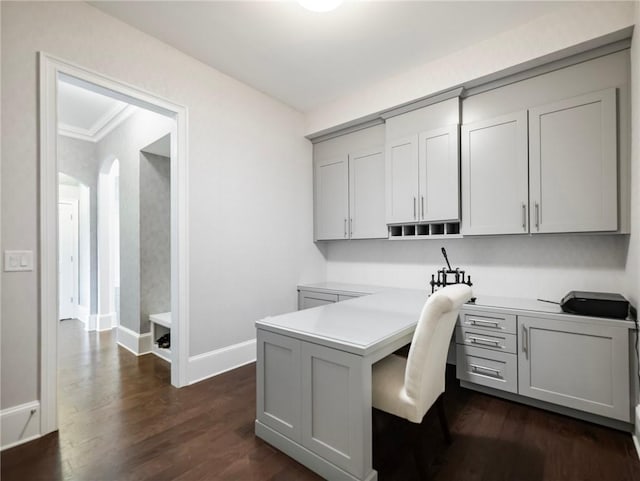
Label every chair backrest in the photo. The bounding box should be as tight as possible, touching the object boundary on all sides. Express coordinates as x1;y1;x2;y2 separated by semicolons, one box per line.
404;284;472;420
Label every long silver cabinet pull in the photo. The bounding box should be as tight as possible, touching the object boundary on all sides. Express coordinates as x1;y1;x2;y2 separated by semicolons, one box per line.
421;196;425;220
522;324;528;358
468;335;502;347
413;197;417;219
522;203;526;231
467;317;501;329
470;364;502;378
344;218;347;238
349;218;353;237
535;203;540;230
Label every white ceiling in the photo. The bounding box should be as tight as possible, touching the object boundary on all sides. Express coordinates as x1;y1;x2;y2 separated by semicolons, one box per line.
91;1;573;112
58;78;137;142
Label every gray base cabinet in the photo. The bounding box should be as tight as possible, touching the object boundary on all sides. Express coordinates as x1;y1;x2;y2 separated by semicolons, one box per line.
518;315;630;422
257;328;372;480
456;298;634;427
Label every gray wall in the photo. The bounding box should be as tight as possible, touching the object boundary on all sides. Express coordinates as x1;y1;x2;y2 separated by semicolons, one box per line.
58;136;99;314
96;109;172;334
139;152;171;333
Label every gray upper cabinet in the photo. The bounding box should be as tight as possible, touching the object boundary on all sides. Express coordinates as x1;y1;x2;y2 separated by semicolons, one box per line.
385;97;461;225
461;111;529;235
313;124;387;241
314;155;349;240
349;147;387;239
385;135;419;224
418;125;460;222
529;88;618;233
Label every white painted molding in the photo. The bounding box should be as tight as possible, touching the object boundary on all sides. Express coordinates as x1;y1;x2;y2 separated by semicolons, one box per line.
117;325;152;356
76;304;90;326
87;314;97;331
58;104;137;143
1;401;41;451
97;312;116;332
40;51;190;436
188;339;257;385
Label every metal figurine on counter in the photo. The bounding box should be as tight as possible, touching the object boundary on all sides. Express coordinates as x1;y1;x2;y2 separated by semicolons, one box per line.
429;247;473;294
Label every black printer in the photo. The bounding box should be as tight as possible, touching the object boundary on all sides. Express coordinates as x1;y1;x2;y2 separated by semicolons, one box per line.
560;291;629;319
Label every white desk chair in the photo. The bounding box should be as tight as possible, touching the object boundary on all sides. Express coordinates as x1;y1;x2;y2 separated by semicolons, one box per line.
372;284;473;480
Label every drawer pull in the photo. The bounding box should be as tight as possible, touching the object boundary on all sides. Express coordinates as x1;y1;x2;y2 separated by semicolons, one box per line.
468;335;501;347
469;364;502;378
468;317;501;329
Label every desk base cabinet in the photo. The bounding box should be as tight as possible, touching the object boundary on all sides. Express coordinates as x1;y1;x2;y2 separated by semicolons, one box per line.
257;329;374;481
456;305;634;428
518;315;630;422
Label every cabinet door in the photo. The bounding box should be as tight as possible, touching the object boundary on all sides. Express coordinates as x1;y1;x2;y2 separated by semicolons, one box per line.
529;88;617;233
349;147;387;239
518;316;630;422
385;135;419;224
418;125;460;222
461;112;529;235
314;156;349;240
256;330;302;441
301;341;367;478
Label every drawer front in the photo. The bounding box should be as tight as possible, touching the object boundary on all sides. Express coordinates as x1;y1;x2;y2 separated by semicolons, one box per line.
456;326;517;354
456;344;518;394
459;310;516;334
298;290;338;310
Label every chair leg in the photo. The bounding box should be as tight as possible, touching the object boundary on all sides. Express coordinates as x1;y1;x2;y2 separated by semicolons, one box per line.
411;421;430;481
436;394;452;445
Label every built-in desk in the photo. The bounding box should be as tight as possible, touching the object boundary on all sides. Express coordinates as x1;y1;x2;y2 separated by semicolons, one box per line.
256;288;428;481
255;288;637;481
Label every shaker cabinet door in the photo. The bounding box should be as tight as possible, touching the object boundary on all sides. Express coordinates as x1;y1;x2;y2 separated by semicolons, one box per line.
461;111;529;235
529;88;618;233
315;155;349;240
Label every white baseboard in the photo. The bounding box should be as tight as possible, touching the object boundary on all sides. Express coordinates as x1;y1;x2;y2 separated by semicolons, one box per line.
633;404;640;461
97;312;116;332
76;304;90;325
117;325;152;356
188;339;256;385
1;401;41;451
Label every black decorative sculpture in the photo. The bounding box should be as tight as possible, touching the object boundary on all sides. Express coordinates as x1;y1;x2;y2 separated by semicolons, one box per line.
429;247;473;294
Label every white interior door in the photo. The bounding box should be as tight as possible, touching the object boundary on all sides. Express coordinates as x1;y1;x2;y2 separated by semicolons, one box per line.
58;202;78;320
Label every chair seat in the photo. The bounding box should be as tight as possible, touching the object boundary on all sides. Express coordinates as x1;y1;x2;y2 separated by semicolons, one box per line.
372;354;421;423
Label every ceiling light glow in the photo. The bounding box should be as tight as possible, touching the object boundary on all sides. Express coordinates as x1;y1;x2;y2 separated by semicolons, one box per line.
298;0;343;13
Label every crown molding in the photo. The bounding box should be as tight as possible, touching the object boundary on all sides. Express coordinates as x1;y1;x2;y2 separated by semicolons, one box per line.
58;104;137;143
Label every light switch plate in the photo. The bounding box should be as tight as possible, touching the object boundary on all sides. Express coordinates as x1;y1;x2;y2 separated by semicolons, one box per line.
4;250;34;272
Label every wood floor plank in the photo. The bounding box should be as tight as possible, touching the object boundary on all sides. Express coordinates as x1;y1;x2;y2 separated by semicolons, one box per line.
2;319;639;481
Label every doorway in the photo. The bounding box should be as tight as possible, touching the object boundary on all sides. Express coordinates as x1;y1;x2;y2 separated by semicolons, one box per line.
40;53;190;436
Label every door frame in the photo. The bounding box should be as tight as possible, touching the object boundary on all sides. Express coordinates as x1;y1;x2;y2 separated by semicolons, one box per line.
57;198;79;320
39;52;190;436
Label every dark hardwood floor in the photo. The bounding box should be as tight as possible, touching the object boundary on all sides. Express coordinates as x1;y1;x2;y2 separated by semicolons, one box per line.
2;319;639;481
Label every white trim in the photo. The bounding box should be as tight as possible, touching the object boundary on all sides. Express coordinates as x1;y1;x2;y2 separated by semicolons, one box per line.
633;434;640;461
1;401;41;451
39;52;190;437
97;313;116;331
76;304;90;325
58;197;79;319
187;339;257;385
117;325;152;356
58;104;138;143
633;404;640;461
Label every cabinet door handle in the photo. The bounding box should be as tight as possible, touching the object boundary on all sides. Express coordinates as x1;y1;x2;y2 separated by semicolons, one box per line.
421;196;425;220
413;197;417;220
534;203;540;231
344;218;347;238
349;218;353;237
522;203;526;231
468;318;501;329
522;324;528;358
469;364;502;378
468;335;502;347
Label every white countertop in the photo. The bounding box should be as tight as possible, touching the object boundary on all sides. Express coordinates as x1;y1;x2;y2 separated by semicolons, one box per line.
297;282;385;296
149;311;172;328
258;288;429;356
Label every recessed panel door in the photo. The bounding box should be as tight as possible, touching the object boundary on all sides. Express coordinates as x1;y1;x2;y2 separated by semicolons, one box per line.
315;156;349;240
